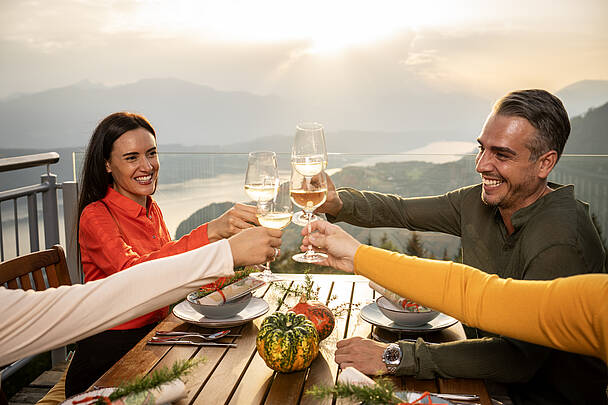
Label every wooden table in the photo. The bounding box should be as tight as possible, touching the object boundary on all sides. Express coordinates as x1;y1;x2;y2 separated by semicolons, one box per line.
93;274;491;405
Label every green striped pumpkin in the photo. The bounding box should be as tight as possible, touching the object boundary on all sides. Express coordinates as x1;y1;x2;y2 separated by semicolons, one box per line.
256;311;319;373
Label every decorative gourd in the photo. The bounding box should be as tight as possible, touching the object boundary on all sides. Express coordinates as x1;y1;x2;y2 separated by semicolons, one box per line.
289;295;335;341
256;311;319;373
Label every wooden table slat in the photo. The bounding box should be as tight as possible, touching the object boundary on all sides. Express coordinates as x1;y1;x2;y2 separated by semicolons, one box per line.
185;283;276;405
187;323;256;405
438;378;492;405
225;280;295;405
265;277;336;405
94;315;184;387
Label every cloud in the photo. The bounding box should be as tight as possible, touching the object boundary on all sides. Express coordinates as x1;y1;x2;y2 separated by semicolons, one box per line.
396;27;608;97
0;0;607;101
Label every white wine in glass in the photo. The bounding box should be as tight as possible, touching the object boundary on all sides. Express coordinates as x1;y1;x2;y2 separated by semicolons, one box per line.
291;122;328;226
290;169;328;263
253;180;292;281
244;151;279;203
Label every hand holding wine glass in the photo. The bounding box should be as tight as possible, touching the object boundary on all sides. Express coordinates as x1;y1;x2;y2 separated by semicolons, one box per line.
290;169;328;263
255;179;293;281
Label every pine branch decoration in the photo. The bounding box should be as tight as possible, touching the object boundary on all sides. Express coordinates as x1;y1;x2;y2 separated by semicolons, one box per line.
95;358;202;404
306;379;402;405
273;269;320;308
273;270;359;316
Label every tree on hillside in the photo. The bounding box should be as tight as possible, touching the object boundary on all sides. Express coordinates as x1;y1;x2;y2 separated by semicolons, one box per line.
378;233;401;253
406;232;433;259
453;244;463;263
592;213;608;271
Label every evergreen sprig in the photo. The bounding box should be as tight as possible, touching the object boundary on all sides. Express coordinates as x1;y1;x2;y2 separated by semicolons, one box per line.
96;358;203;404
330;301;361;317
273;271;360;317
306;378;402;405
273;270;320;308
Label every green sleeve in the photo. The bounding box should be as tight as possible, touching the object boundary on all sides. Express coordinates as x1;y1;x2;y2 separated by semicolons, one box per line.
396;336;549;383
327;187;463;236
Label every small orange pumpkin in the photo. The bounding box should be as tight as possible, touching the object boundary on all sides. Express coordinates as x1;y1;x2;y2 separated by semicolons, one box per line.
289;295;335;341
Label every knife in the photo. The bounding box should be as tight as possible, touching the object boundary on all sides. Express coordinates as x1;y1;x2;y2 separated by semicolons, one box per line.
147;340;237;347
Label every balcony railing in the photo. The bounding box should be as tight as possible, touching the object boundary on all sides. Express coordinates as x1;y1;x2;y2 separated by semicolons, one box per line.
0;153;80;380
70;151;608;259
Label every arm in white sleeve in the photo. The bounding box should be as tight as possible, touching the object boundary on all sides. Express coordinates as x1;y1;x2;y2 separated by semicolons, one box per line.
0;239;235;366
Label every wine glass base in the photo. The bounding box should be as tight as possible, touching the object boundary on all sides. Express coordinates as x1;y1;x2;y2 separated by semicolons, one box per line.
292;211;320;227
250;271;285;282
292;252;328;263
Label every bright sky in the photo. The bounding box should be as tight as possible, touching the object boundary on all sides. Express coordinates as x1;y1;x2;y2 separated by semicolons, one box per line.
0;0;607;99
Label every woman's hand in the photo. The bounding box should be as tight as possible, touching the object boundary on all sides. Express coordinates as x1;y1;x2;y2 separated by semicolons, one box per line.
228;226;282;267
300;220;361;273
207;203;259;242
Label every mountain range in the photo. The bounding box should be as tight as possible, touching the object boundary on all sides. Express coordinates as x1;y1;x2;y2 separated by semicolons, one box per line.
2;97;607;190
556;80;608;118
2;77;606;151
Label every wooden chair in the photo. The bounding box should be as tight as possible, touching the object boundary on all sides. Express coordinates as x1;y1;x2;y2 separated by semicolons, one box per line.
0;245;72;289
0;245;72;404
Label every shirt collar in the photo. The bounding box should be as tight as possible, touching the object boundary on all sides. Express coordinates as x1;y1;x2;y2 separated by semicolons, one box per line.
510;182;572;230
103;186;154;218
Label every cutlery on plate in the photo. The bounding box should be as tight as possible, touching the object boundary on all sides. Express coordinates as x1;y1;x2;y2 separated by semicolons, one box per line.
147;340;237;347
433;393;480;401
153;330;237;340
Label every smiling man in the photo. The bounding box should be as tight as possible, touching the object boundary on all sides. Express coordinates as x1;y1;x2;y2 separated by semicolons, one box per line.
318;89;607;405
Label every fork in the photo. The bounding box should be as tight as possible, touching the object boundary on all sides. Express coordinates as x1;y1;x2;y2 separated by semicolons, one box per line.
154;331;241;340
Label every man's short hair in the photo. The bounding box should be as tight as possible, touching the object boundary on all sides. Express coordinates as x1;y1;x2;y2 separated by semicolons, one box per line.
493;89;570;161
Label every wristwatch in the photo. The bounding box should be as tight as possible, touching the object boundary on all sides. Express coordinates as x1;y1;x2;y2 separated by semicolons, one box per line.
382;343;402;374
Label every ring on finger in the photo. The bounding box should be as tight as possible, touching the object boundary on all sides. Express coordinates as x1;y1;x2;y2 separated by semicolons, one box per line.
273;247;280;259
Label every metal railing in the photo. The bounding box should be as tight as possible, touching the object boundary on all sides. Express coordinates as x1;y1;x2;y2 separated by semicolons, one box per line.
0;152;79;378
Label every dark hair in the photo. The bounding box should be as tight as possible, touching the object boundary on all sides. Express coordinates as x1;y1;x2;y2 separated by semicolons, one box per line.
493;89;570;161
77;112;156;218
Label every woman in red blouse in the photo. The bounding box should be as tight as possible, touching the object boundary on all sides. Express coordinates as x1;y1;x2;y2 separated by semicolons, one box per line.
65;112;275;396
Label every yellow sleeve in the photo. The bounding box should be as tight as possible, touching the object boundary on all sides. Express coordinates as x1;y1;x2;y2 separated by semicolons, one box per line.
354;245;608;364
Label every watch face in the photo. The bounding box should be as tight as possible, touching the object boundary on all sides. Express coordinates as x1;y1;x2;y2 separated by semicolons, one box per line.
383;344;401;365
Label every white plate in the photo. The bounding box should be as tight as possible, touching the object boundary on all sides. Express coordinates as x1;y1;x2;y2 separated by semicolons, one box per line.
173;297;269;327
360;302;458;333
61;387;116;405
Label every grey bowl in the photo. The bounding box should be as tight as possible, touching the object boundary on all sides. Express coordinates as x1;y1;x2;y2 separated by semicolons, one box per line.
187;292;252;319
376;296;439;326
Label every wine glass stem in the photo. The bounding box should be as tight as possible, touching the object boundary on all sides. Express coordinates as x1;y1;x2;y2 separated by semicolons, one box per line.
305;211;314;257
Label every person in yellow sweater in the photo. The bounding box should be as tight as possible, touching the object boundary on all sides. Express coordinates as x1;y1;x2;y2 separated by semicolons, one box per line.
301;219;608;368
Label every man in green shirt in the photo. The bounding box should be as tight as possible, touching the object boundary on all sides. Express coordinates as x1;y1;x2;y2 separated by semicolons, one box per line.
319;89;607;404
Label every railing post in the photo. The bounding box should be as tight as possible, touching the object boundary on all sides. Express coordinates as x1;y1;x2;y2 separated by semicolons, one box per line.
41;172;65;365
62;181;81;284
27;193;40;252
41;173;60;248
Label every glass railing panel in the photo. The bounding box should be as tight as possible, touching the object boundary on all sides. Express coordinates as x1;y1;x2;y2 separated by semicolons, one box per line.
70;152;608;273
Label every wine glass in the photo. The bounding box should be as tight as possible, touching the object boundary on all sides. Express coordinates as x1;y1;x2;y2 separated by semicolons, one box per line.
244;151;279;203
290;169;328;263
291;122;328;226
253;180;293;281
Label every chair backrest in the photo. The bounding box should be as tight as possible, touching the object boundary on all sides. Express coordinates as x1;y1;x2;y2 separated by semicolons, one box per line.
0;245;72;401
0;245;71;290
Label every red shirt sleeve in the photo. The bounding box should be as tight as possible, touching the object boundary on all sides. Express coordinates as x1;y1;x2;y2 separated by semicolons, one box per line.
79;203;210;279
